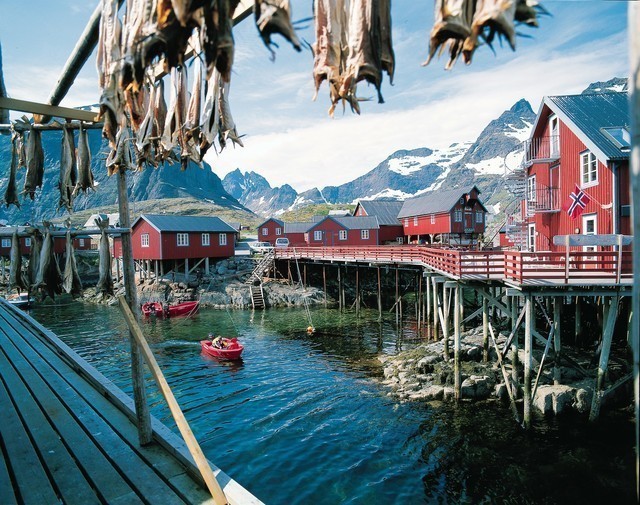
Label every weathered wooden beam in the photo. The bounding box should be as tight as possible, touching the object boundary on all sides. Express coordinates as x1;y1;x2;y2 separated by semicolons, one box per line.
523;295;533;429
0;121;103;133
0;97;99;122
454;283;461;401
488;321;522;425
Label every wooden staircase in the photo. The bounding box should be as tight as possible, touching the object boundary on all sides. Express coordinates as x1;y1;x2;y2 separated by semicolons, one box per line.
245;250;274;285
249;285;265;309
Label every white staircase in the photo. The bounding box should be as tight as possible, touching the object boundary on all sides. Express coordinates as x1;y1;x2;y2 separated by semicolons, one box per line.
245;250;274;285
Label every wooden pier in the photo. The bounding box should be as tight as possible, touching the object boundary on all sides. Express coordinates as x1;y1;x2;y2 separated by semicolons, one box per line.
0;299;261;505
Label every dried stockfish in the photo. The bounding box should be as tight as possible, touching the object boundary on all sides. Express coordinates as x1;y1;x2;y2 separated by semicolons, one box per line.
160;66;189;166
9;231;26;294
95;217;114;296
199;68;221;158
217;77;244;150
34;226;62;301
254;0;302;59
4;134;21;208
106;126;134;175
23;127;45;199
462;0;517;64
424;0;475;69
73;123;96;195
183;52;204;164
27;229;42;288
16;132;27;169
58;125;77;212
63;230;83;297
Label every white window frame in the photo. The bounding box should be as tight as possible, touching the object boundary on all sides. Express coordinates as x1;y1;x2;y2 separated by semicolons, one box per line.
219;233;227;246
475;211;483;224
582;213;597;259
177;233;189;247
580;151;598;187
202;233;210;246
262;228;268;236
141;233;150;248
454;209;462;223
1;238;10;248
527;174;536;202
25;237;32;247
430;214;435;224
404;218;409;227
78;238;85;247
413;216;418;226
314;230;323;241
549;115;560;157
338;230;347;241
361;229;370;240
527;223;536;252
275;227;282;236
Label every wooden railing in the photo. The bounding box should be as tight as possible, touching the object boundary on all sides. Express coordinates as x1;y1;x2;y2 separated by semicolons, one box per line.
275;245;632;285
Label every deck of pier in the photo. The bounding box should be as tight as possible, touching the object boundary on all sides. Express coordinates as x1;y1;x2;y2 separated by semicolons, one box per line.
0;299;260;505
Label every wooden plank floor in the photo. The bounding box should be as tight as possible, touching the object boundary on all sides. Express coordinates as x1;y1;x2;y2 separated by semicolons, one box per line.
0;300;260;505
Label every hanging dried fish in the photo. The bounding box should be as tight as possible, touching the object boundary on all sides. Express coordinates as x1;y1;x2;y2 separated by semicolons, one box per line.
27;229;42;288
339;0;394;113
199;0;238;82
199;69;221;158
184;53;205;164
106;127;133;175
424;0;475;69
135;82;157;169
58;126;77;212
152;79;168;164
23;127;44;199
95;217;114;296
0;42;9;124
9;231;26;294
160;66;189;165
16;132;27;169
312;0;349;113
4;133;21;208
73;123;96;195
254;0;302;59
34;226;62;301
217;77;244;150
462;0;517;64
515;0;545;26
63;230;83;297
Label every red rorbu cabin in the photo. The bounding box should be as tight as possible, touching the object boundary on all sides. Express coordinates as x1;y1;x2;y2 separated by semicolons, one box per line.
353;200;404;244
283;222;312;246
304;216;380;246
398;186;486;245
257;218;285;245
113;214;237;275
514;91;630;252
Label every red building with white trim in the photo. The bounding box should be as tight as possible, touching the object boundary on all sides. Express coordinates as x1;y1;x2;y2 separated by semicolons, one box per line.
256;218;285;245
514;91;630;252
398;186;486;244
353;200;404;244
304;216;379;246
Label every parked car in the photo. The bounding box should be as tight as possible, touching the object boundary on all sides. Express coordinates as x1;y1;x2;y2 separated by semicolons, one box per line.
275;237;290;248
249;241;273;254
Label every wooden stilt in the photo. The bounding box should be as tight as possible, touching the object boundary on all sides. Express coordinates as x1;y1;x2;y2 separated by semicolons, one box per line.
523;294;533;429
553;297;562;385
511;296;520;398
482;294;489;362
395;268;400;325
575;296;582;345
443;285;450;360
590;296;620;421
459;286;465;332
417;274;422;330
205;257;209;276
454;283;461;401
426;272;431;328
117;168;152;445
355;266;360;318
116;256;121;283
432;277;439;341
338;266;343;311
303;263;307;288
377;266;382;321
323;265;327;307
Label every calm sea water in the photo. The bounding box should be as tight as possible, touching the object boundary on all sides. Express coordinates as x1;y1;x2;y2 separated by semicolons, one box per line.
29;302;636;504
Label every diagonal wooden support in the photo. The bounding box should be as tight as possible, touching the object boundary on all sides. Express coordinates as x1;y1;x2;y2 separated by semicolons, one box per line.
501;305;527;359
488;321;522;426
476;287;510;317
531;324;556;402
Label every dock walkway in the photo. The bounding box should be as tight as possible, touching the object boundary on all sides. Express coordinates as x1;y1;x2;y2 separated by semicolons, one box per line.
0;299;260;505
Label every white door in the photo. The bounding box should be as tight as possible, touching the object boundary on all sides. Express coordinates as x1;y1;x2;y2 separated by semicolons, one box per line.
582;213;597;266
527;223;536;252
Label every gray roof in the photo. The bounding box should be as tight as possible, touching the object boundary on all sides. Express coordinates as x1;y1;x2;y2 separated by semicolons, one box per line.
331;216;379;230
398;187;475;218
357;200;403;226
257;217;284;228
284;222;313;233
538;92;629;162
136;214;237;233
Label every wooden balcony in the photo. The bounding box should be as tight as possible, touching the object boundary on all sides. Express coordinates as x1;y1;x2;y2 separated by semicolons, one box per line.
523;136;560;166
527;184;561;213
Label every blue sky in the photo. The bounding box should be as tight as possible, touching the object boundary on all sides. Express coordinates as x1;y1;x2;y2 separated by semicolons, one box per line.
0;1;630;191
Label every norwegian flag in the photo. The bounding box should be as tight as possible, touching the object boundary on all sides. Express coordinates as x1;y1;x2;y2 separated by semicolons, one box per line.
564;184;591;219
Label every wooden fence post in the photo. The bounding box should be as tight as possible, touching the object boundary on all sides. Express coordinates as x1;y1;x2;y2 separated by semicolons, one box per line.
523;294;533;429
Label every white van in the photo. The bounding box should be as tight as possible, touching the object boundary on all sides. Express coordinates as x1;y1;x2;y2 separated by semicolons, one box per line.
275;237;290;248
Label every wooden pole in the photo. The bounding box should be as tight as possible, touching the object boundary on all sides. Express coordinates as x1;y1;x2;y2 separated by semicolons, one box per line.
454;283;461;401
338;266;343;311
118;297;229;505
117;168;152;445
355;266;360;318
426;273;431;327
432;277;439;341
553;297;562;385
443;285;450;360
523;294;533;429
511;296;520;398
323;265;327;307
395;267;400;324
628;5;640;497
377;266;382;321
482;294;489;362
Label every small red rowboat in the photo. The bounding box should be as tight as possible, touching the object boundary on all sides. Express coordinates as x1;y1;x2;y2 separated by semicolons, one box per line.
200;338;244;361
142;300;199;318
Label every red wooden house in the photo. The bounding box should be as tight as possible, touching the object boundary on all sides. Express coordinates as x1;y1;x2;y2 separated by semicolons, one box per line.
113;214;237;275
397;186;486;245
257;218;285;245
0;227;91;256
304;216;380;246
283;222;313;246
353;200;404;244
517;91;630;252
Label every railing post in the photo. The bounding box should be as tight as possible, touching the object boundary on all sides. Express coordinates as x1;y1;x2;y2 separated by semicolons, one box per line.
564;235;570;284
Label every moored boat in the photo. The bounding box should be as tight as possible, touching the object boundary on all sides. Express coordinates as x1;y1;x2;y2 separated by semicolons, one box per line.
5;292;35;309
141;300;199;318
200;337;244;361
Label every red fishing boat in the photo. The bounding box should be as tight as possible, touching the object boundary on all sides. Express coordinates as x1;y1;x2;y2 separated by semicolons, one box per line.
200;337;244;361
141;300;199;318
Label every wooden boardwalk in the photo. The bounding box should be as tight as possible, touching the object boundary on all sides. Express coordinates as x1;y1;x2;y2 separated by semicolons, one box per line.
0;300;261;505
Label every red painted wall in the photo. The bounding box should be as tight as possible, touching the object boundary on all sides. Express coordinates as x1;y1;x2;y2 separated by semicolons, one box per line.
401;202;485;238
284;232;306;246
0;236;32;256
378;225;404;243
307;219;378;246
160;231;234;260
131;220;162;260
257;219;284;245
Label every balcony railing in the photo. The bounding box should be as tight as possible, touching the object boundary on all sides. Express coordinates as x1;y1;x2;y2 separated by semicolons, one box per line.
523;136;560;166
526;183;561;213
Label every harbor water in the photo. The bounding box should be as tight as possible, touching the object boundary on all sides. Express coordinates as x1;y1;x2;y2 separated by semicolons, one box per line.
29;302;636;504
